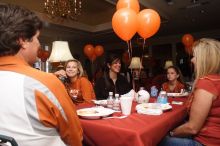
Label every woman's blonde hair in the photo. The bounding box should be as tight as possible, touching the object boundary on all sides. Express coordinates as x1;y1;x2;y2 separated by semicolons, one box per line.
193;38;220;80
64;59;84;77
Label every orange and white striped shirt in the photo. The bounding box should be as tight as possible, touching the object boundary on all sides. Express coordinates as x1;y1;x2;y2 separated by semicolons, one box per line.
0;56;83;146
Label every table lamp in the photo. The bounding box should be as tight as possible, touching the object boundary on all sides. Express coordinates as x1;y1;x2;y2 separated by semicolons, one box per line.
129;57;143;79
128;57;144;91
164;60;173;69
48;41;74;70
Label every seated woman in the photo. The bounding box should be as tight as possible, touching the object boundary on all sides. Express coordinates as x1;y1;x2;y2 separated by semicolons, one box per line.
54;59;96;103
162;66;185;93
94;54;132;100
159;38;220;146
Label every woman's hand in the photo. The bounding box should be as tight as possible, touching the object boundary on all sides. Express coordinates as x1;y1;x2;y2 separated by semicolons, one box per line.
54;69;67;78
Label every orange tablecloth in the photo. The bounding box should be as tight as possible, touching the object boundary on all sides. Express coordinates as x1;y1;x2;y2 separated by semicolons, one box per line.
77;98;187;146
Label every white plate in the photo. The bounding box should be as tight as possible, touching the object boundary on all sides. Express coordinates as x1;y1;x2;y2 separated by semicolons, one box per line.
92;100;107;106
136;103;172;111
77;107;114;119
167;92;189;97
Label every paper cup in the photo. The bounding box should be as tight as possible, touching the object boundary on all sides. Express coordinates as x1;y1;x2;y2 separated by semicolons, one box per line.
120;97;133;115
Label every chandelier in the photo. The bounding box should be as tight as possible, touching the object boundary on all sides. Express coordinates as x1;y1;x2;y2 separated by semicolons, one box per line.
44;0;82;20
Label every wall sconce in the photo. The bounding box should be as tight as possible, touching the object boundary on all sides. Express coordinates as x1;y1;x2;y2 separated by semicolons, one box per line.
164;60;173;69
48;41;74;70
129;57;143;80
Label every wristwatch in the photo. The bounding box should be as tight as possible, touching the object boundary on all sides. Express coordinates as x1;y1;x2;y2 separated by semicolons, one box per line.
169;131;174;137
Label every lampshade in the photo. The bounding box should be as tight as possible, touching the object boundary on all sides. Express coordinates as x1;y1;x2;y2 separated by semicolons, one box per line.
128;57;143;69
48;41;74;62
164;60;173;69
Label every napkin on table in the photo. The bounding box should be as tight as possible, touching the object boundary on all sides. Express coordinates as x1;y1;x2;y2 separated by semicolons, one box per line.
121;89;137;100
137;108;163;115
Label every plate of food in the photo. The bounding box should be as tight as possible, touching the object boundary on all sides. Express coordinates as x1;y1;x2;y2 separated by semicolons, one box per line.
167;92;189;97
77;107;114;119
92;100;108;107
136;103;172;112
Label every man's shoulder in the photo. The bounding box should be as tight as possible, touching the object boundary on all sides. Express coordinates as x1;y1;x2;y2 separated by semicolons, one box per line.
21;67;63;89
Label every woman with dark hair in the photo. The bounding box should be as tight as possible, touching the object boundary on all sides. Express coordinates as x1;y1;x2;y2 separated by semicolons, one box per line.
94;54;132;99
162;66;185;93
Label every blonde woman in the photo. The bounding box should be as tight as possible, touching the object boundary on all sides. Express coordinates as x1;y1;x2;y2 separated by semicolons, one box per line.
159;38;220;146
55;59;96;103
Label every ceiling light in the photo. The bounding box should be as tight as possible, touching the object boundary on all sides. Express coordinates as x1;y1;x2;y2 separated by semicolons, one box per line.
44;0;82;20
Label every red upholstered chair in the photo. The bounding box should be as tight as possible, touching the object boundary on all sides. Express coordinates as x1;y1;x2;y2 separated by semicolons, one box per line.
151;74;167;90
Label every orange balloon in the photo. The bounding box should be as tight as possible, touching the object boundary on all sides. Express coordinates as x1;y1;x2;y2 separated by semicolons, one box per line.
182;34;194;47
116;0;140;13
112;8;138;41
89;54;96;62
37;49;50;62
83;44;94;58
37;48;44;59
41;50;50;62
94;45;104;57
137;9;161;39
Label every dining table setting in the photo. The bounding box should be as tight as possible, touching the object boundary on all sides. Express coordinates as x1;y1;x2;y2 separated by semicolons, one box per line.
76;92;189;146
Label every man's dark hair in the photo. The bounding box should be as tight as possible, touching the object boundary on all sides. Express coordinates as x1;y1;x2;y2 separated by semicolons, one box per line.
0;4;42;56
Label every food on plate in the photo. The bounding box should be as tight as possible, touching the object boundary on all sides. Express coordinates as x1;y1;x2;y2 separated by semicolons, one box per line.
77;109;98;115
136;103;172;111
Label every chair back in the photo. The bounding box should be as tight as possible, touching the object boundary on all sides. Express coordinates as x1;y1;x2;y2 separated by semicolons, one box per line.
0;134;18;146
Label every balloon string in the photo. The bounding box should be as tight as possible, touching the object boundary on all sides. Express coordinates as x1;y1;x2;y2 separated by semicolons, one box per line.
129;40;133;58
139;39;146;75
127;40;135;91
91;60;94;80
126;41;131;59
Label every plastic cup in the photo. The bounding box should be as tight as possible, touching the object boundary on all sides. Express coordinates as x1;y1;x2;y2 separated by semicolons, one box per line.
120;97;133;115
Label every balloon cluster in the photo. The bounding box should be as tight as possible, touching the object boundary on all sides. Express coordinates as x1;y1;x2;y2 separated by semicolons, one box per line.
83;44;104;62
182;34;194;55
112;0;161;41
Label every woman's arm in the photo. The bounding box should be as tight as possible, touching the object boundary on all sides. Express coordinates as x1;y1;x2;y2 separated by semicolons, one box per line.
172;88;215;137
80;77;96;103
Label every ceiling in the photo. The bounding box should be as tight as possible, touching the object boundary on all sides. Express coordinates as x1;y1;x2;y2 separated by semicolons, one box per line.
1;0;220;42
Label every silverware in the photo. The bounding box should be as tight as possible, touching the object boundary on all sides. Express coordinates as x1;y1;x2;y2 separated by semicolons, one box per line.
103;115;127;119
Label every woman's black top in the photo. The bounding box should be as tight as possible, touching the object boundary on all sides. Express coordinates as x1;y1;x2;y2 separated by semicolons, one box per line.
94;73;132;100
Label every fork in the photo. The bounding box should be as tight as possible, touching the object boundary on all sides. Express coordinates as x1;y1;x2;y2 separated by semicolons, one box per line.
102;115;128;119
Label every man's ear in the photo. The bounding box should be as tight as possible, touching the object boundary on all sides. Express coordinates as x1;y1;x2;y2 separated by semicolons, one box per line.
18;38;28;49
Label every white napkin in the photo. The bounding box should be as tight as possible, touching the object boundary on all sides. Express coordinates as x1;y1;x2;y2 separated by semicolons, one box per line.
121;89;137;100
137;108;163;115
137;90;150;103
